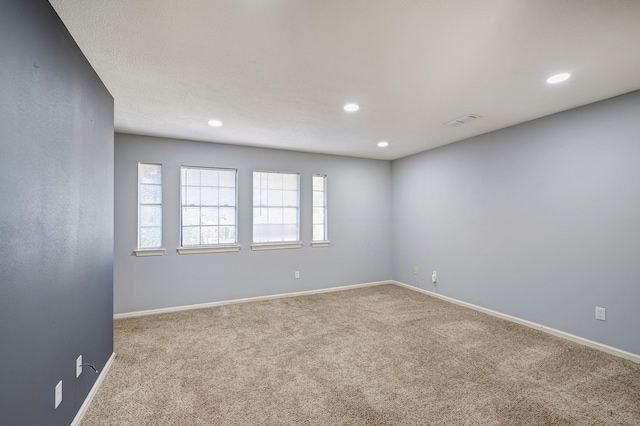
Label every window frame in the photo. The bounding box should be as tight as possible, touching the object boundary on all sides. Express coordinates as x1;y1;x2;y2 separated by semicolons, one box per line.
251;170;302;251
311;174;330;247
178;165;240;254
134;162;165;256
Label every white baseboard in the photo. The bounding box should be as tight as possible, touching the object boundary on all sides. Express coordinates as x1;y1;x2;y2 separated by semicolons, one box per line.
393;281;640;364
114;280;392;320
70;351;116;426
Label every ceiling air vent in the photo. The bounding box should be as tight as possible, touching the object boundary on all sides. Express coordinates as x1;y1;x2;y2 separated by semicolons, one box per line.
445;114;481;127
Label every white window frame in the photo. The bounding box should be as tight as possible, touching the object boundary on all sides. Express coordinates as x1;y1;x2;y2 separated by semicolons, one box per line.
178;166;240;255
251;170;302;251
311;174;330;247
134;163;165;257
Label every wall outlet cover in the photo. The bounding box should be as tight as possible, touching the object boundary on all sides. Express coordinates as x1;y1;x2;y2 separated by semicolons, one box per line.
76;355;82;378
595;307;606;321
55;380;62;409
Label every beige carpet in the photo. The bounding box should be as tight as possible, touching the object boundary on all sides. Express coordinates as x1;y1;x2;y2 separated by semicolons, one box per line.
81;284;640;425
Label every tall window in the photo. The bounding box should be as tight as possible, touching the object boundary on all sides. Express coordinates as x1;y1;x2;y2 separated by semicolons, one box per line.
138;163;162;249
312;174;328;242
181;166;237;246
253;171;299;243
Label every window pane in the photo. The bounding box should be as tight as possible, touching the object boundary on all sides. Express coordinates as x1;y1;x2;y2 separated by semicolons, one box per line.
140;205;161;227
253;224;268;243
269;224;285;241
140;184;161;204
140;164;161;184
201;207;218;225
282;190;297;207
283;225;298;242
186;186;200;206
219;207;235;225
201;226;219;245
313;225;325;241
283;173;298;190
268;173;283;189
219;226;235;244
219;170;236;187
185;168;201;186
283;208;297;224
267;189;283;206
253;208;268;225
182;226;200;246
219;188;235;206
312;176;324;191
268;207;283;224
182;207;200;226
313;191;324;207
140;227;161;248
313;207;324;224
201;187;218;206
200;169;218;186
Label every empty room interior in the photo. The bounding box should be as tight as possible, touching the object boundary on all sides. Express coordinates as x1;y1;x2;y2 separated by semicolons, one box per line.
2;0;640;425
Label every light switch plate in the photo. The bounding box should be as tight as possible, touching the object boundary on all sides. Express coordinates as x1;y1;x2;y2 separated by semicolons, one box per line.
55;380;62;409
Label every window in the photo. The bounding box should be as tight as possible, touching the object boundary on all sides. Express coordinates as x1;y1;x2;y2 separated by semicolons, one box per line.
136;163;163;256
312;174;328;245
252;171;301;249
180;166;238;251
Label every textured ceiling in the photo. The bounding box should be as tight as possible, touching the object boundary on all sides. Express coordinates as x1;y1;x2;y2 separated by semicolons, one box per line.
49;0;640;160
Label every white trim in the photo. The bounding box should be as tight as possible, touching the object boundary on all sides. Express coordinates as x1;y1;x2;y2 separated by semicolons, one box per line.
114;280;391;320
177;245;240;255
250;242;303;251
70;352;116;426
392;281;640;364
133;248;165;257
311;241;330;248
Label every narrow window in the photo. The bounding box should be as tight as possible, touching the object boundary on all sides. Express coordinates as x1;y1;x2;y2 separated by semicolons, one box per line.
312;174;328;242
138;163;162;250
180;166;237;247
253;171;300;244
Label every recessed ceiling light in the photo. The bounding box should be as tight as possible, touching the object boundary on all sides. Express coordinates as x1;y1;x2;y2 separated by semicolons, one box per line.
377;141;389;148
344;103;359;112
207;119;223;127
546;73;571;84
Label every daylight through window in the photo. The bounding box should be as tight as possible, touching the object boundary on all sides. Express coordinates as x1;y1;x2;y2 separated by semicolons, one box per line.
253;171;300;243
138;163;162;249
181;166;237;246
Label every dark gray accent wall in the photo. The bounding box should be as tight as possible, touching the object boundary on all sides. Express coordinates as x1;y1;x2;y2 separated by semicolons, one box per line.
0;1;114;424
114;134;392;314
392;91;640;355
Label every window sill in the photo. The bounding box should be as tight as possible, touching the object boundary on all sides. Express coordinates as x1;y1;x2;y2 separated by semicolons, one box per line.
177;245;241;255
311;241;331;248
250;242;303;251
133;249;165;257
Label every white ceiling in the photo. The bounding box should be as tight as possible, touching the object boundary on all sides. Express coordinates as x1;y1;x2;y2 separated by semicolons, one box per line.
49;0;640;160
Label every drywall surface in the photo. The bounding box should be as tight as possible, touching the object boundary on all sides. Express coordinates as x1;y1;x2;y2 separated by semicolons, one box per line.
0;1;114;424
114;134;392;314
392;90;640;355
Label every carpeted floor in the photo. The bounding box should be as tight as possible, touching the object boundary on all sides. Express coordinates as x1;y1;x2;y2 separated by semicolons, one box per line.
81;284;640;425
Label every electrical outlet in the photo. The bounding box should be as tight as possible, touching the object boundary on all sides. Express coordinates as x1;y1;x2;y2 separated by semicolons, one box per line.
76;355;82;378
595;307;606;321
55;380;62;409
432;271;437;283
294;271;300;279
413;267;418;275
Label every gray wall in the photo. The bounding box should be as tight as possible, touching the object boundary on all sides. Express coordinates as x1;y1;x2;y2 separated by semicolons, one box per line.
0;1;114;424
392;91;640;355
114;134;392;314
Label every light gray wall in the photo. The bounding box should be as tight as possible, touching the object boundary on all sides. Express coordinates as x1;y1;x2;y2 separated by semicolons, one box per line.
114;134;392;314
392;90;640;355
0;1;114;424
